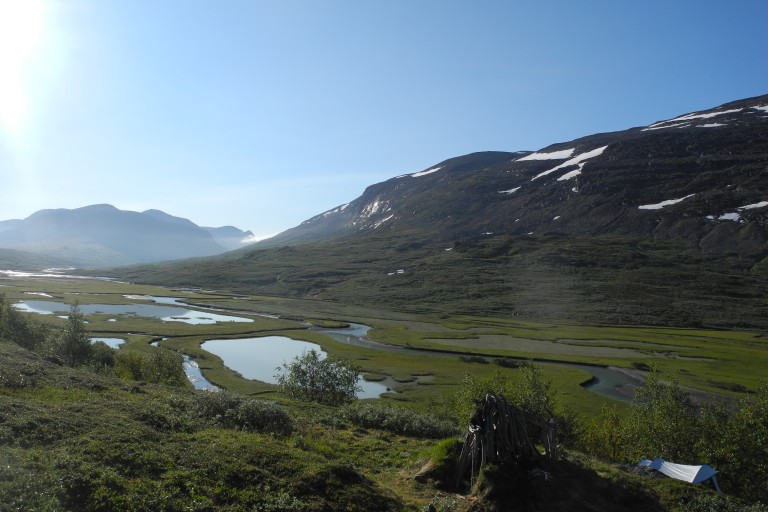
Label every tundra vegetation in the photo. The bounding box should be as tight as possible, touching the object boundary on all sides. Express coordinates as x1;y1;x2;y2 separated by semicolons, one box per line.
1;277;767;511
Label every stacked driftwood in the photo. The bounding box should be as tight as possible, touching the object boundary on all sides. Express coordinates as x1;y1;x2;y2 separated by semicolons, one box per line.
456;392;557;486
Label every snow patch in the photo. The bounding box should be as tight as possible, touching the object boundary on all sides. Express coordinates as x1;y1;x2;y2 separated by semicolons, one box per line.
411;166;443;178
752;105;768;113
648;108;742;128
498;186;521;194
361;199;388;217
642;122;691;131
553;216;560;220
517;148;574;161
719;213;742;222
557;168;582;181
317;203;350;219
697;123;726;128
638;194;695;210
739;201;768;210
531;146;608;181
373;214;394;229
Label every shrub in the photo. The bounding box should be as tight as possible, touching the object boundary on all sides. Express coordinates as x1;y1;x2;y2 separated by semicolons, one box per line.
51;303;92;367
113;351;146;381
0;294;48;351
452;361;580;448
275;349;361;406
146;348;187;387
113;349;187;387
678;492;768;512
339;401;459;439
581;371;768;505
89;342;116;372
195;390;294;436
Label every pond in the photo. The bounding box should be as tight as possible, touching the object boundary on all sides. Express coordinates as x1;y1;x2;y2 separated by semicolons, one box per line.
201;336;391;399
12;300;254;325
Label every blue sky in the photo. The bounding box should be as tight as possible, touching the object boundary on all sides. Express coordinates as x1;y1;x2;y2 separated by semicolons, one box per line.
0;0;765;239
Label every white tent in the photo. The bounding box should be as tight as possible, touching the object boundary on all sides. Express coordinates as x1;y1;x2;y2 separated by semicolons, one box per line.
638;458;721;491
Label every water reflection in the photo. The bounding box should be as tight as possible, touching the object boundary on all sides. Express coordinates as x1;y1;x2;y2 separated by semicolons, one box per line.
13;300;254;325
201;336;390;399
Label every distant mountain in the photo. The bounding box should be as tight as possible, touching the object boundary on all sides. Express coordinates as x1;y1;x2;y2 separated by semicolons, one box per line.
202;226;256;251
259;95;768;261
104;95;768;328
0;205;254;267
0;248;74;271
0;219;21;233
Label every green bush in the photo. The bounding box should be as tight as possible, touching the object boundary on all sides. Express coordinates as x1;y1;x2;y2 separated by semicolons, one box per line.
276;349;361;406
194;390;294;436
452;361;580;447
0;294;48;351
89;341;116;372
51;303;93;366
678;492;768;512
113;349;187;387
113;351;146;381
582;371;768;505
339;401;459;439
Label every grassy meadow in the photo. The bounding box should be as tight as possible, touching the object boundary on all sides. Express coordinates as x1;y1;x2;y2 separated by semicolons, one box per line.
3;273;765;416
3;272;768;510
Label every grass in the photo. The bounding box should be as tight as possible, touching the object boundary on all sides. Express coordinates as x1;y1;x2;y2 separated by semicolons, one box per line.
2;299;765;510
4;273;765;415
96;233;768;332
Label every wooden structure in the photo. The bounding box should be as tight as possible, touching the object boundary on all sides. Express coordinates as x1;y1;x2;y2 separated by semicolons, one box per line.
456;393;557;486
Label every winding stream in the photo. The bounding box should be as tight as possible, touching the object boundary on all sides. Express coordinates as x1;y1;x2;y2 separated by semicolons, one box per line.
11;293;643;401
314;323;643;402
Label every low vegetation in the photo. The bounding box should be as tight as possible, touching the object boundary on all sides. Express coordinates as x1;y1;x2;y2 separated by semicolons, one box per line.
2;279;768;510
103;233;768;330
581;370;768;505
276;349;361;406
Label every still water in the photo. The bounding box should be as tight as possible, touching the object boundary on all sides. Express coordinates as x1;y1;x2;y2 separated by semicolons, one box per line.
13;300;254;325
201;336;391;399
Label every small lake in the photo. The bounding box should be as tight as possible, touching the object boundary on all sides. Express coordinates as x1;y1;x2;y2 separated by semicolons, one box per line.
201;336;391;399
13;300;254;325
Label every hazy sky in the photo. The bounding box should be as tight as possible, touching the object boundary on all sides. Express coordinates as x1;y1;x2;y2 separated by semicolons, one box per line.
0;0;765;239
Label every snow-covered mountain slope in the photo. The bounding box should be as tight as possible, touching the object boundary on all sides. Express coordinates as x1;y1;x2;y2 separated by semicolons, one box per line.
258;95;768;261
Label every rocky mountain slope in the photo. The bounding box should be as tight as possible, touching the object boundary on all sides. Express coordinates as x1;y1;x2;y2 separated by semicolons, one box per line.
0;205;254;267
102;95;768;328
261;95;768;263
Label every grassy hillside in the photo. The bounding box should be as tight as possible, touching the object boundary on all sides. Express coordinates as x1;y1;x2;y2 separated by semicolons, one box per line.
4;340;762;512
105;232;768;330
0;248;74;271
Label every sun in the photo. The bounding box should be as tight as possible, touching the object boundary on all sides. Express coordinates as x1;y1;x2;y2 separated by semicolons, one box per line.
0;0;48;141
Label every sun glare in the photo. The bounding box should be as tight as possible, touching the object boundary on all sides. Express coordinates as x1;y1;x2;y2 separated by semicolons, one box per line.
0;0;48;141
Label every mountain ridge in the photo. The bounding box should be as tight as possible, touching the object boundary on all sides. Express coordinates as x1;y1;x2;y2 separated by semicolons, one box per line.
0;205;255;267
255;94;768;262
106;94;768;329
